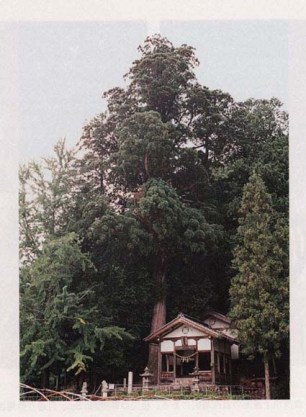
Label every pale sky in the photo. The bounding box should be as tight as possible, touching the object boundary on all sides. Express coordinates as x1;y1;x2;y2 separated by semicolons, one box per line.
16;20;288;162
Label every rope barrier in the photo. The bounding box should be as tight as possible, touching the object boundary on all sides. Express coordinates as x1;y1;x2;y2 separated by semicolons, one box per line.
175;351;198;362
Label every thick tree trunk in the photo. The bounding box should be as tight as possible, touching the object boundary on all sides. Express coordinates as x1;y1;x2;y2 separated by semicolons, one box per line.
264;354;271;399
150;255;167;333
147;255;167;382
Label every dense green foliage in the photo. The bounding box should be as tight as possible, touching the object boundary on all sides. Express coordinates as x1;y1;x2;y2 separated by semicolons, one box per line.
229;173;289;397
19;35;288;391
20;233;133;385
229;173;289;358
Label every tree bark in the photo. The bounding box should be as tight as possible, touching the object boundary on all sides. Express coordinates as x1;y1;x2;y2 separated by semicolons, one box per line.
144;151;150;179
272;353;277;376
264;353;271;399
147;255;167;382
42;368;50;389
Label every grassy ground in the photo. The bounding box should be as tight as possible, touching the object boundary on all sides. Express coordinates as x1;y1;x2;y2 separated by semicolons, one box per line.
101;390;258;400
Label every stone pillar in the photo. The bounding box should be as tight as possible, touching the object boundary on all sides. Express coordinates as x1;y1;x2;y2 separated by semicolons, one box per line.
127;371;133;394
101;380;108;398
81;382;88;399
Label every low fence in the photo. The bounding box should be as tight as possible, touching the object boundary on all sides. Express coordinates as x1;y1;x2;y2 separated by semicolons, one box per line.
20;384;92;401
20;382;264;401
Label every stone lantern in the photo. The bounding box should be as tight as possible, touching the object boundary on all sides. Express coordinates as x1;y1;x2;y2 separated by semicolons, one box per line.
140;367;153;392
191;366;200;393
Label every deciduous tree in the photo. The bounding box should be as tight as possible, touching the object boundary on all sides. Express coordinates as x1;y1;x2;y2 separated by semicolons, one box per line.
20;233;133;387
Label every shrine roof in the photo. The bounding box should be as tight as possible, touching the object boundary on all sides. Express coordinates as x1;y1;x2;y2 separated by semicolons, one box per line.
143;312;236;343
202;311;231;325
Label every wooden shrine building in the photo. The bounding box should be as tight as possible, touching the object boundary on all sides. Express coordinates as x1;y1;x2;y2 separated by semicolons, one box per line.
144;312;239;385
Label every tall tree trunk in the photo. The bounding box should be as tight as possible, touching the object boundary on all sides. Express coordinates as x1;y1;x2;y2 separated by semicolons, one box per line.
272;353;277;376
147;255;167;381
264;353;271;399
42;368;50;388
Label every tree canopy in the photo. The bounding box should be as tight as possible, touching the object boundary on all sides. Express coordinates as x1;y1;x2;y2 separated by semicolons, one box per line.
19;35;289;395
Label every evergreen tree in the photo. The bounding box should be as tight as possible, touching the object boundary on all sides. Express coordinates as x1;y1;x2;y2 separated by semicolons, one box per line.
77;36;227;375
229;173;289;399
90;179;221;376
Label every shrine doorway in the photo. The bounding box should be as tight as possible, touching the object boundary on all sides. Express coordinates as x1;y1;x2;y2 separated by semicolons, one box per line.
175;348;197;377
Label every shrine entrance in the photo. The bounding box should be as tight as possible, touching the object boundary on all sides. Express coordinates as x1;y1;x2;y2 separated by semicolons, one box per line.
175;348;197;377
144;312;239;385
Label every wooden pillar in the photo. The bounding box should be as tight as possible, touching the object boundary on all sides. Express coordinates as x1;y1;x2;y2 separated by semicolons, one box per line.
223;340;225;372
224;355;227;383
211;339;215;384
173;346;177;380
157;343;161;385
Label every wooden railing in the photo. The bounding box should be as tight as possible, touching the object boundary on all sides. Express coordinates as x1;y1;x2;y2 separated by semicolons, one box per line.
160;372;174;382
160;370;213;383
198;371;212;382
